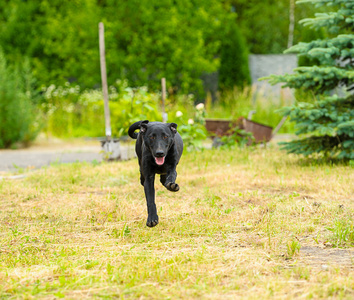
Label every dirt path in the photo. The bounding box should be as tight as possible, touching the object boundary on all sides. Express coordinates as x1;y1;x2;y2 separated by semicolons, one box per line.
0;141;135;173
0;134;293;173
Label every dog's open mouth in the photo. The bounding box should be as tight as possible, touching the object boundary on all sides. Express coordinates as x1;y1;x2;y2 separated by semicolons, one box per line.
155;156;165;165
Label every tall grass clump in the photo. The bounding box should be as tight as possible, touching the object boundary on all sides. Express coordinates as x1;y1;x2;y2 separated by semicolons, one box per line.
327;219;354;247
0;50;39;148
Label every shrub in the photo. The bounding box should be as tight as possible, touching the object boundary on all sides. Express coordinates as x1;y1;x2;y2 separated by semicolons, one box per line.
41;81;161;138
175;103;208;151
0;51;39;148
219;23;251;90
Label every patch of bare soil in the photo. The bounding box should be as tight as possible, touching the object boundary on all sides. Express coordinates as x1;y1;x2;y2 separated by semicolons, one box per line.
300;246;354;268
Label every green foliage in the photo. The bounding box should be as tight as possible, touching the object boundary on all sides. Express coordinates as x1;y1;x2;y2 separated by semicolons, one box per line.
165;94;196;123
179;123;208;151
327;218;354;247
219;128;254;149
219;23;251;90
0;0;101;87
291;34;354;66
0;0;236;93
107;0;236;93
298;0;354;34
109;83;162;137
0;50;40;148
297;26;327;66
267;66;354;94
42;81;160;138
264;0;354;160
176;104;208;151
229;0;326;54
0;0;328;93
286;238;301;258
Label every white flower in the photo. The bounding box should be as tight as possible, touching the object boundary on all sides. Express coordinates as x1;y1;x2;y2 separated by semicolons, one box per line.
176;111;183;117
196;103;204;111
188;119;194;125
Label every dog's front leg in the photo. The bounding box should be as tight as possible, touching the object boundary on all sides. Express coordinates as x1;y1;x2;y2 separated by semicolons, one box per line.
164;168;180;192
144;174;159;227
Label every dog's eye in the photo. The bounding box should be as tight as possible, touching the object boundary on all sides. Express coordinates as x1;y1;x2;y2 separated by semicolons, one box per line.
150;136;155;140
163;135;168;139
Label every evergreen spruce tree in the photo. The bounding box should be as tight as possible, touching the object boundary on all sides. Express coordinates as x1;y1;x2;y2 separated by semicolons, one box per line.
266;0;354;160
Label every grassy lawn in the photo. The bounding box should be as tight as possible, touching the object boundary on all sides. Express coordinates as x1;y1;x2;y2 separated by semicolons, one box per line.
0;147;353;299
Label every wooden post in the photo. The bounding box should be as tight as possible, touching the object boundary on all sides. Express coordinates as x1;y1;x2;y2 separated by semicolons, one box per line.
161;78;167;123
99;22;111;141
272;116;288;138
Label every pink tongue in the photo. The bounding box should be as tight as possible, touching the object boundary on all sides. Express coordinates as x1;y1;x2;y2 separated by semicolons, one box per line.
155;156;165;165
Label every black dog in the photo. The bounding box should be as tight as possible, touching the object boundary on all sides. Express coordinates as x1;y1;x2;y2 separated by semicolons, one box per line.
128;120;183;227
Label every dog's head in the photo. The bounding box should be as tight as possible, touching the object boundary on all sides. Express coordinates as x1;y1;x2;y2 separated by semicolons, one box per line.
140;122;178;166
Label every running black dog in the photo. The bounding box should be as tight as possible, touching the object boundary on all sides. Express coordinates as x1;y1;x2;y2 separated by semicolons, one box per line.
128;120;183;227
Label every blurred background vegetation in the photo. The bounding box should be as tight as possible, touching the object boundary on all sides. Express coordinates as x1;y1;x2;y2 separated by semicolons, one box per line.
0;0;327;148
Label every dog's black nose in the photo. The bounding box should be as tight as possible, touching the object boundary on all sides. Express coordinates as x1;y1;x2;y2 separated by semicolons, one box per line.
155;151;165;157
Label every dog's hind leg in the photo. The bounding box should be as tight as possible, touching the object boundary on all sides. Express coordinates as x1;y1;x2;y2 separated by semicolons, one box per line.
140;173;145;186
144;174;159;227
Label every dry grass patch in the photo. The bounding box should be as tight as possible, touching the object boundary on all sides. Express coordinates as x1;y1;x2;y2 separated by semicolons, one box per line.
0;146;353;299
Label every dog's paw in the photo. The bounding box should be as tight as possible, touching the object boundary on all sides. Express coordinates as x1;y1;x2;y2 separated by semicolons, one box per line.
146;215;159;227
165;182;180;192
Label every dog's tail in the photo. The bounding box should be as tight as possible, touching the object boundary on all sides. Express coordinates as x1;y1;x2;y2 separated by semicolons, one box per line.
128;120;149;139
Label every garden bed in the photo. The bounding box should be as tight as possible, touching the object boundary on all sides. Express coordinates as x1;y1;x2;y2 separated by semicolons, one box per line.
205;117;273;143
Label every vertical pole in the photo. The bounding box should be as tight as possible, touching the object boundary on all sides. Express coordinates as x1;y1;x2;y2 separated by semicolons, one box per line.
287;0;295;49
161;78;167;123
272;116;288;138
99;22;111;141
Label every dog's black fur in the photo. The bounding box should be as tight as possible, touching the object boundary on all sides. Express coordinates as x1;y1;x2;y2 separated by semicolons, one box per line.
128;120;183;227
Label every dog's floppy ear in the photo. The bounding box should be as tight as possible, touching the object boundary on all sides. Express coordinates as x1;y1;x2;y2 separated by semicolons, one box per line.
169;123;178;134
140;120;149;134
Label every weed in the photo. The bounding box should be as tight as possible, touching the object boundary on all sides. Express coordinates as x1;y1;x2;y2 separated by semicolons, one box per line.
327;219;354;247
12;163;25;174
286;238;301;259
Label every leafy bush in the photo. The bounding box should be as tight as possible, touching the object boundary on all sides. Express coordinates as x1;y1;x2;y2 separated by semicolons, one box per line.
41;81;162;138
175;103;208;151
0;0;236;93
219;128;254;149
109;82;162;137
0;51;39;148
219;23;251;90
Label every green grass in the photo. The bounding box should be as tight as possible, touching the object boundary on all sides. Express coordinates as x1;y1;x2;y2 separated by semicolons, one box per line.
0;147;353;299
